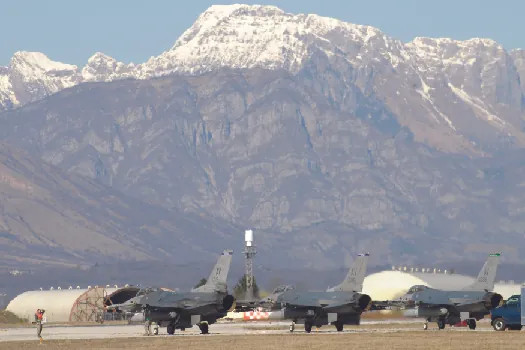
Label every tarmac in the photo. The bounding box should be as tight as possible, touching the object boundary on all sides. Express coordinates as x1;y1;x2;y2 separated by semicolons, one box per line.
0;319;495;342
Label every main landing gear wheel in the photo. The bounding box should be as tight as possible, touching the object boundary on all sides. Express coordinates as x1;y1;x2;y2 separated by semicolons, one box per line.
467;319;476;330
334;321;343;332
304;322;313;333
423;323;428;330
437;318;446;330
289;322;295;333
199;322;209;335
167;324;175;335
153;326;159;335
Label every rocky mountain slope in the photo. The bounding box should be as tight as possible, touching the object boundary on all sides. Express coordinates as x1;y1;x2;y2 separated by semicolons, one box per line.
2;5;525;155
2;68;525;268
0;142;242;268
1;4;525;268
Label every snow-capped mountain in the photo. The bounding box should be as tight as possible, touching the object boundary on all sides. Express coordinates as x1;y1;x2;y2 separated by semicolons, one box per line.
1;4;524;155
3;4;525;268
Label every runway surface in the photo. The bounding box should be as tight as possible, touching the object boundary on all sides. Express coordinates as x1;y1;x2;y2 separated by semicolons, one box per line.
0;319;494;342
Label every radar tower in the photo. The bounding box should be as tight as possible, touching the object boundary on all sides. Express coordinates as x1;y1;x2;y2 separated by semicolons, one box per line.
243;229;257;300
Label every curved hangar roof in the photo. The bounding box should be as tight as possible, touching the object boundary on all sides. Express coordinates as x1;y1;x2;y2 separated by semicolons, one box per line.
6;286;139;323
362;271;520;301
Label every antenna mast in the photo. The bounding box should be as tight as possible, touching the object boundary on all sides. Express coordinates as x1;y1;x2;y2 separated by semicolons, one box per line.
243;229;257;300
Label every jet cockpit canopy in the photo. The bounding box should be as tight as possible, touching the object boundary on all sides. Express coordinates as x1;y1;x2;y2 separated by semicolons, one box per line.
136;286;162;297
271;285;295;294
407;285;428;294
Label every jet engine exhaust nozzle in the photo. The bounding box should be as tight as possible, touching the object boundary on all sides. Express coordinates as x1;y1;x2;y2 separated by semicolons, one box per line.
484;293;503;310
357;294;372;311
222;294;235;312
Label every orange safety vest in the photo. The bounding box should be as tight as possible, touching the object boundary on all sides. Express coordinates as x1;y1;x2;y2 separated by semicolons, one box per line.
35;311;43;321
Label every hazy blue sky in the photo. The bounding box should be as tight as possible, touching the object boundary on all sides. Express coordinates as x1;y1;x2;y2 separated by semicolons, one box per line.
2;0;523;66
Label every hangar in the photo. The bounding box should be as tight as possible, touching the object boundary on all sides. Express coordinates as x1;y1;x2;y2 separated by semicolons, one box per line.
6;285;139;323
362;270;521;301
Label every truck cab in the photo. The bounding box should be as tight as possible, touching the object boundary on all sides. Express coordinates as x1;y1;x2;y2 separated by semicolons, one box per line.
490;294;522;331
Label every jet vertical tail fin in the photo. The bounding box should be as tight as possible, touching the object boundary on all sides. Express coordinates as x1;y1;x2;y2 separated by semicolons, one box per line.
192;249;233;293
327;253;369;292
462;253;501;291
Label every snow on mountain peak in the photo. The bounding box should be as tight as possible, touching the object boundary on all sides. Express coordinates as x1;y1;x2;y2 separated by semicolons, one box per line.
82;52;135;82
12;51;78;74
136;4;394;78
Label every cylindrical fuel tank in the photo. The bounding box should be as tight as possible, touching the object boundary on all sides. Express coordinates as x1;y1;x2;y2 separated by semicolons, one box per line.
403;307;447;318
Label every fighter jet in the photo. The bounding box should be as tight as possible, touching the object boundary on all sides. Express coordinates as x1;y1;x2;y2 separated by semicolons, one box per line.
107;249;235;335
259;253;372;333
392;253;503;330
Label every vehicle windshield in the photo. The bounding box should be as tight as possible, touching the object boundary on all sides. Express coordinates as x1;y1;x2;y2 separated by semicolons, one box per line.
272;285;294;294
506;295;520;305
407;285;428;294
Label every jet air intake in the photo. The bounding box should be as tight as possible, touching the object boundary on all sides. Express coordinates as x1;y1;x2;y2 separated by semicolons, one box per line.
483;292;503;310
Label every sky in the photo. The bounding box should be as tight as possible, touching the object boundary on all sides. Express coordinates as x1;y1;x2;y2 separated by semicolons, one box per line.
2;0;523;67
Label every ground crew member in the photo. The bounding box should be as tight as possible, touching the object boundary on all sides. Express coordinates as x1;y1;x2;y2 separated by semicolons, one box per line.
143;307;152;336
34;309;45;342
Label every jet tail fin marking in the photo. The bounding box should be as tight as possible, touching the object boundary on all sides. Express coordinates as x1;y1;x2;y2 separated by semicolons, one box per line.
327;253;369;292
462;253;501;291
192;249;233;293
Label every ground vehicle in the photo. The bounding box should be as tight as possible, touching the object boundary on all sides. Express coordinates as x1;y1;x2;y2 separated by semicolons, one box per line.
490;294;522;331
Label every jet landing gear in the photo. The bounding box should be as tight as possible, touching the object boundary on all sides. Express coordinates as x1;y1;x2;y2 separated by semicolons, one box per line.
466;319;476;330
437;318;446;330
334;321;343;332
198;321;209;335
304;321;313;333
167;323;176;335
289;321;295;333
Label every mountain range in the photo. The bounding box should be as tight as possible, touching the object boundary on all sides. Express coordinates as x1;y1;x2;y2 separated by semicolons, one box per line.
1;4;525;269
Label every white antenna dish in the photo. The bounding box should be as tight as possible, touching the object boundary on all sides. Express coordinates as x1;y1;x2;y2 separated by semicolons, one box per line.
76;286;80;289
106;284;110;288
69;286;72;290
58;286;61;290
114;285;118;288
50;287;54;290
88;285;91;289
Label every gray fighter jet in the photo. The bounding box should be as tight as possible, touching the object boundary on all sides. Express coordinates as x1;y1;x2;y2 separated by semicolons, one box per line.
259;253;372;333
107;249;235;335
392;253;503;330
